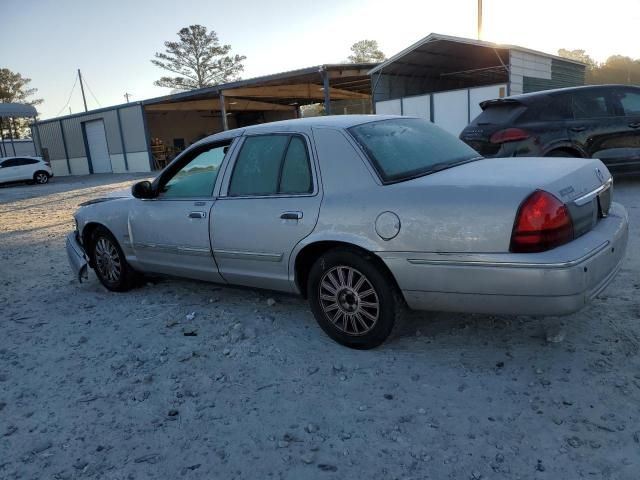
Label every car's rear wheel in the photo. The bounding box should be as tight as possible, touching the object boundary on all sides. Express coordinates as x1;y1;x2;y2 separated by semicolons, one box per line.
307;248;399;349
90;226;138;292
33;171;49;184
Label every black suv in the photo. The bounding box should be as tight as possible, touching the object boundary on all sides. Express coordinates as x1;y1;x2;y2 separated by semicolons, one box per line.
460;85;640;174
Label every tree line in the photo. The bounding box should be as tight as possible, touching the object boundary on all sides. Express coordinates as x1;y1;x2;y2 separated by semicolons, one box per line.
558;48;640;84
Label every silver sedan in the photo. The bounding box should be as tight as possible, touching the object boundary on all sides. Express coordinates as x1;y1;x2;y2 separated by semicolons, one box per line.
66;116;629;348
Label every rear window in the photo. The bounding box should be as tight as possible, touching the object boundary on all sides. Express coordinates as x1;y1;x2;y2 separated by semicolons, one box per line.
470;102;526;126
348;118;480;183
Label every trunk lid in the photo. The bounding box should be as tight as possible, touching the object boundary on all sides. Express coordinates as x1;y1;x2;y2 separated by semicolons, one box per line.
387;157;611;253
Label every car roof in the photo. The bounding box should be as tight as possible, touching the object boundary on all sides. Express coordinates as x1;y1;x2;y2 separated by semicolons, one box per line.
507;84;640;102
196;115;407;145
0;156;42;160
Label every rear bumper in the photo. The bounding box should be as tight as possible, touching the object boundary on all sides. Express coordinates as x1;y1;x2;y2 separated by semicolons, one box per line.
66;232;88;282
379;202;629;316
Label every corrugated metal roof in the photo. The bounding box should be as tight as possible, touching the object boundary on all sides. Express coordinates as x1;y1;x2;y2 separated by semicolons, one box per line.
368;33;585;75
0;103;38;118
35;63;378;124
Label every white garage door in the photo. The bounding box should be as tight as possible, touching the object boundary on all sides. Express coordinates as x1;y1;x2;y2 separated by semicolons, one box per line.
84;120;112;173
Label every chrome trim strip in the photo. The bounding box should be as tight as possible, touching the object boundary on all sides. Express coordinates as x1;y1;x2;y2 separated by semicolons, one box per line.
573;178;613;206
176;246;213;256
406;241;609;269
213;249;283;262
133;243;211;257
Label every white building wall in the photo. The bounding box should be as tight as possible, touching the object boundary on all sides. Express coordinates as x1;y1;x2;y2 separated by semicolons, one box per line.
375;99;402;115
376;84;507;136
401;95;430;120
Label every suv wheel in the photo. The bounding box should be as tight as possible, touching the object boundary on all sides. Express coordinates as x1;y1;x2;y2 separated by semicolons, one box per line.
33;171;49;184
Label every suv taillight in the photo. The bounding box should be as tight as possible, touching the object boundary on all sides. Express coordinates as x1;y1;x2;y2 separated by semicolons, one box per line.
490;128;529;144
510;190;574;253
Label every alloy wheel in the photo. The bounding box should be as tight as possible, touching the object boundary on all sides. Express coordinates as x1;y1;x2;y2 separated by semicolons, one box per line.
318;265;379;336
94;237;122;283
35;173;48;184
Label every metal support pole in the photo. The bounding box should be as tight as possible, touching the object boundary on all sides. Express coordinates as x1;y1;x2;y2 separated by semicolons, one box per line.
322;69;331;115
477;0;483;40
116;108;129;171
78;69;88;112
219;92;228;130
0;118;5;157
33;116;43;157
9;117;16;156
59;120;71;174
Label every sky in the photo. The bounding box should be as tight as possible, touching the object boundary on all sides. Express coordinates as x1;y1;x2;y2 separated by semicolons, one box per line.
2;0;638;119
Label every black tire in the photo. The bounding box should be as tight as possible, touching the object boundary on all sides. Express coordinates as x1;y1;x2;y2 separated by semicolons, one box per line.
89;226;138;292
546;150;578;158
307;247;400;349
33;171;49;184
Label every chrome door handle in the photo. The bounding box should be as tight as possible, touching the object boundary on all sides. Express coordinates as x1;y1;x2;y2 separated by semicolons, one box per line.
280;211;303;220
189;211;206;219
570;126;586;132
629;122;640;129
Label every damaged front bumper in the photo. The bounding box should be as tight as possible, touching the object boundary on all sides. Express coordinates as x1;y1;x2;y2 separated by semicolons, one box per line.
66;232;88;282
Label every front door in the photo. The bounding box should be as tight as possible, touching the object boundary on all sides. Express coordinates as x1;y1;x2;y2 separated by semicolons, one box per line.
128;141;230;283
606;87;640;173
211;133;321;291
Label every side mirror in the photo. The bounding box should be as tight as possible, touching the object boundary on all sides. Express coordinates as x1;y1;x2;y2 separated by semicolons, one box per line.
131;180;155;199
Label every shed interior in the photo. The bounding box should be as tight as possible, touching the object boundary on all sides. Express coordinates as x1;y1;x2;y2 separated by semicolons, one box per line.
142;64;374;169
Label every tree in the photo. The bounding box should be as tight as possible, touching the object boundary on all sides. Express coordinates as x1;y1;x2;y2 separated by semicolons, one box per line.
558;48;640;85
348;40;386;63
152;25;246;90
557;49;597;69
0;68;43;138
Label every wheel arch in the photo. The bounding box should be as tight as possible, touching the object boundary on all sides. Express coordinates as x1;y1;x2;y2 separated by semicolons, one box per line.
81;222;117;267
543;144;586;158
292;239;401;299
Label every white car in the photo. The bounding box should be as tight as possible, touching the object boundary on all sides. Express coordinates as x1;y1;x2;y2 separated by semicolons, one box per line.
0;156;53;185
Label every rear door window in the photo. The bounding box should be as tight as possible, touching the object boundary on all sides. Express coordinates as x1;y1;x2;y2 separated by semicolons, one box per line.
519;95;572;122
228;134;313;196
572;91;616;119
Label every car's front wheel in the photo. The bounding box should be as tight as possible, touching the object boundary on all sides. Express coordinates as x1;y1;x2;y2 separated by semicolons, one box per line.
90;226;138;292
307;248;400;349
33;171;49;184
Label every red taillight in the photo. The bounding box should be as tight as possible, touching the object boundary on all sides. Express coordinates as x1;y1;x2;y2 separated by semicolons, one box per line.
510;190;574;253
490;128;529;144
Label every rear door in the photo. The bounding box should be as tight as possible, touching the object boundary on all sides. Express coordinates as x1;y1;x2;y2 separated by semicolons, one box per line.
211;133;321;292
567;88;628;164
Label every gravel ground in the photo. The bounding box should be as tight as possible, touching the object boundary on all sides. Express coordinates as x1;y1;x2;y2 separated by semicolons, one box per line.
1;173;639;480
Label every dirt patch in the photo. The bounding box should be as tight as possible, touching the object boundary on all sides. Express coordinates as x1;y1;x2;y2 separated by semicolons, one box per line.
1;174;640;479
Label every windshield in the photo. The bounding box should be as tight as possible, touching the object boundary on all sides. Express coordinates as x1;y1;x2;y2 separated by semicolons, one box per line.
348;118;481;183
